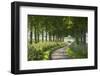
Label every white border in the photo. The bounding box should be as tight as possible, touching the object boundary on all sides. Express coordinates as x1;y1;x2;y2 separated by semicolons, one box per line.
20;6;95;70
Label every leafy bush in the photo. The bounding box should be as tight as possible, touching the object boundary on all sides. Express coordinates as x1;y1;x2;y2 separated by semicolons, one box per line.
66;42;88;58
28;41;66;61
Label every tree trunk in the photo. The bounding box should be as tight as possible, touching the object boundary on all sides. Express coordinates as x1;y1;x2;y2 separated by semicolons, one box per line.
53;34;55;41
34;26;37;43
49;32;52;41
45;31;47;41
61;35;64;42
76;35;79;44
30;30;33;44
37;32;39;42
42;30;44;42
45;25;48;41
60;36;62;42
83;32;86;44
62;36;64;42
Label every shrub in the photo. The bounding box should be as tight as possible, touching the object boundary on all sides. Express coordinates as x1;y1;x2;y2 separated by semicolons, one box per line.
66;42;88;59
28;41;66;61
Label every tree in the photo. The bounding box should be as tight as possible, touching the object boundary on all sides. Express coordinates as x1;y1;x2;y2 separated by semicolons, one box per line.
28;15;34;44
71;17;88;44
28;15;87;44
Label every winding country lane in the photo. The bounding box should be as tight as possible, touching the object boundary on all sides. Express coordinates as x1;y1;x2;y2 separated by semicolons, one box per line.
51;46;70;60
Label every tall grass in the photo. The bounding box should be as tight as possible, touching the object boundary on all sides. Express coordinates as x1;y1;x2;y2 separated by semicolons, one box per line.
66;42;88;59
28;41;66;61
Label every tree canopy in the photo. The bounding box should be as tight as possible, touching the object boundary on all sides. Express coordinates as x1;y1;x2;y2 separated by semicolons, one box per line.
28;15;88;44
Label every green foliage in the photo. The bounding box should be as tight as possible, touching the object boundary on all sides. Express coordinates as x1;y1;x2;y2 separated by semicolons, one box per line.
28;15;88;43
28;15;88;60
66;42;88;58
28;41;66;61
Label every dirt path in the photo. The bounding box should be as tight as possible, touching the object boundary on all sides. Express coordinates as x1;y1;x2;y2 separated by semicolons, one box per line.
51;46;70;60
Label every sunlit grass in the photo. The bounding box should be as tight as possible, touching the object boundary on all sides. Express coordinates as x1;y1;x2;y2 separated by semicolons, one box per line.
28;41;66;61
